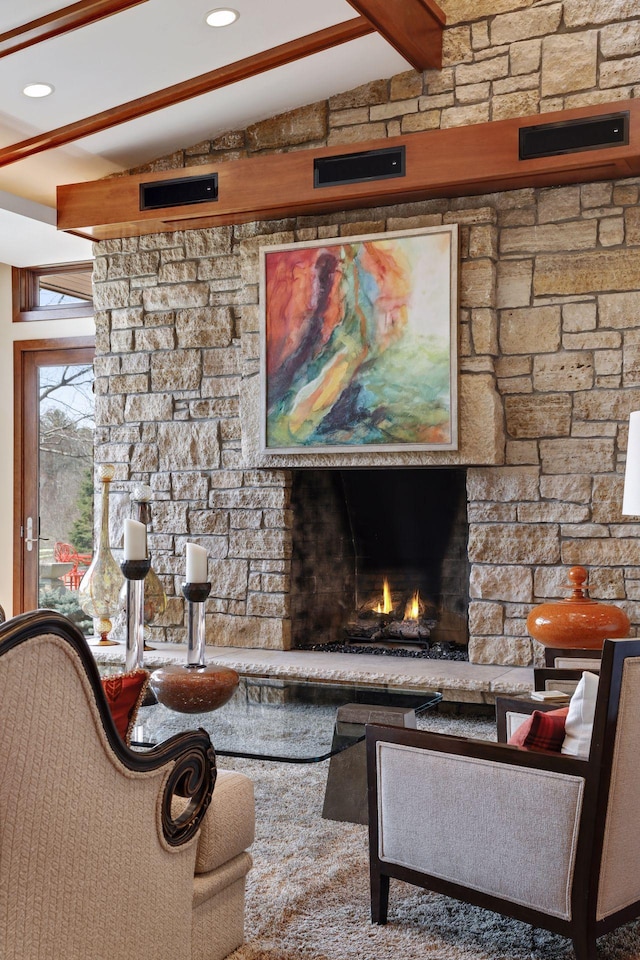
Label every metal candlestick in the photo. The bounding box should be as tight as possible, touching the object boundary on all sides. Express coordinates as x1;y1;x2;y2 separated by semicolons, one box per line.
182;581;212;667
121;558;151;672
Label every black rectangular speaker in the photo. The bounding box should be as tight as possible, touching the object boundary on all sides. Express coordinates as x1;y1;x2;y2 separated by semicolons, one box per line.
314;146;405;188
519;112;628;161
140;173;218;211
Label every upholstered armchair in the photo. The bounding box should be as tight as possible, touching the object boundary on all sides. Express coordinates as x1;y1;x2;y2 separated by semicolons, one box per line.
367;638;640;960
0;610;254;960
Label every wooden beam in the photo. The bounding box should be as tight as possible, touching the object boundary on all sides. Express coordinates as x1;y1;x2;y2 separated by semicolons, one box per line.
56;101;640;242
345;0;445;71
0;0;149;59
0;17;375;168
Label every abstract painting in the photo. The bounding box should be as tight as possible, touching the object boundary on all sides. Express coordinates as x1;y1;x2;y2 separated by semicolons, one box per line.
259;225;458;453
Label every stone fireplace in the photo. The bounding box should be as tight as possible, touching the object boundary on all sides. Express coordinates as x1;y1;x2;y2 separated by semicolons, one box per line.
289;468;469;652
91;5;640;668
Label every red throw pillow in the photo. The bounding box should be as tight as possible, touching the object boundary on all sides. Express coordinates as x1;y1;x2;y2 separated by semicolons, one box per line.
101;669;149;744
508;707;569;752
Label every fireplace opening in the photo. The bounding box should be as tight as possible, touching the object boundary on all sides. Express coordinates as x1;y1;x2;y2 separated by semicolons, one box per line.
290;468;469;659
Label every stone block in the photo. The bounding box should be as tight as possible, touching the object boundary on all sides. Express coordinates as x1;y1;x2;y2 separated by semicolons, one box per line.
143;283;209;311
468;601;504;635
599;218;625;247
539;438;615;474
157;421;220;471
206;613;291;650
492;90;539;121
389;70;424;100
441;103;490;128
327;123;388;146
229;529;291;560
539;186;581;223
533;352;594;392
151;350;201;392
499;305;561;354
468;636;533;667
598;290;640;329
468;523;560;564
443;25;473;65
561;539;640;567
135;327;176;351
468;503;517;522
370;98;419;121
539;475;592;503
467;466;539;502
600;55;640;88
183;229;232;258
542;29;598;95
501;221;597;254
328;80;389;111
510;38;542;74
574;387;640;422
471;309;498;355
496;260;533;308
505;394;571;438
519;502;590;523
171;472;210;501
457;82;491;105
455;55;509;87
247;102;327;151
460;259;495;307
564;0;638;27
535;250;640;297
592;475;625;523
175;307;234;347
563;300;596;332
124;393;173;422
94;280;130;310
505;440;538;465
209;559;249;600
247;593;288;618
492;4;561;45
401;111;441;133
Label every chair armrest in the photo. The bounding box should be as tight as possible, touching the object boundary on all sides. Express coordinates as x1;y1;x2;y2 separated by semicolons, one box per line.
366;725;587;920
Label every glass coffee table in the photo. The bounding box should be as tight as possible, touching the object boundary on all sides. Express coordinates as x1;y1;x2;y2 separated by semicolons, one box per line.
133;675;441;763
134;675;441;823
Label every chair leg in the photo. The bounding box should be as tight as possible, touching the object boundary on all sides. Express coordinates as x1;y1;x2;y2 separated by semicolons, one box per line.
572;930;598;960
370;870;389;925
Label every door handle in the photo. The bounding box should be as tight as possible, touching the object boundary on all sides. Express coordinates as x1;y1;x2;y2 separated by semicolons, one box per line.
24;517;47;551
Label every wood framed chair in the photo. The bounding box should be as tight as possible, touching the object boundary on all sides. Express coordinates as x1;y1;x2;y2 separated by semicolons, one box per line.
367;638;640;960
0;609;254;960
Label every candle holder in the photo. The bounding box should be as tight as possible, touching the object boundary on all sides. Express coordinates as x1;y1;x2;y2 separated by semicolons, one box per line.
149;581;239;714
183;581;212;666
121;558;151;673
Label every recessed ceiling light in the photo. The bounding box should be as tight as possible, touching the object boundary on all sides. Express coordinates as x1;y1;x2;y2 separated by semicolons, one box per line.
23;82;54;98
205;8;239;27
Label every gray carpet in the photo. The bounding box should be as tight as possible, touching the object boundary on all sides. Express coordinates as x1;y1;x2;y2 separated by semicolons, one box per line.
219;711;640;960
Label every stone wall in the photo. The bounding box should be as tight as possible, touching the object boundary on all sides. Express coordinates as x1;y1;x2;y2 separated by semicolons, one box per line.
94;1;640;665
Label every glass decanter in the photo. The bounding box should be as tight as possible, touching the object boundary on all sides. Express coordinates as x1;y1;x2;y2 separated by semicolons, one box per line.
78;463;124;645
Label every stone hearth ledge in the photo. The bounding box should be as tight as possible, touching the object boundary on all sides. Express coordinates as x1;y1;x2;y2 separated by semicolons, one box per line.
92;643;533;704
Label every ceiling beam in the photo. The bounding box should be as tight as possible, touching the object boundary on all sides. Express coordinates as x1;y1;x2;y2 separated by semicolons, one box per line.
57;100;640;242
345;0;445;71
0;0;149;59
0;17;375;168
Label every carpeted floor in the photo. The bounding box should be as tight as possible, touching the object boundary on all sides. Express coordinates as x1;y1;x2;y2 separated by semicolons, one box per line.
221;710;640;960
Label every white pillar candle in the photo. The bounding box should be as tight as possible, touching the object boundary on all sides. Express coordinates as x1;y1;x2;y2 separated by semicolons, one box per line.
123;518;147;560
623;411;640;516
186;542;208;583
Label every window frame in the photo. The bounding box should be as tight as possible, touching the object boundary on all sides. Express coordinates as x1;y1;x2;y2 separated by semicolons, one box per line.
12;261;94;322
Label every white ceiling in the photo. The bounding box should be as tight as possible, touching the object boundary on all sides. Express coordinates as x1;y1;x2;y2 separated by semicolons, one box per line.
0;0;409;266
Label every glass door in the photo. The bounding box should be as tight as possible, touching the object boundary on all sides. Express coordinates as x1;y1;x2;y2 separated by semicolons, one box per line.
14;339;95;621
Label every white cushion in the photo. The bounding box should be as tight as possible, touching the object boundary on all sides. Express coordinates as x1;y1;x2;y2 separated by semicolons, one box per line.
561;671;599;759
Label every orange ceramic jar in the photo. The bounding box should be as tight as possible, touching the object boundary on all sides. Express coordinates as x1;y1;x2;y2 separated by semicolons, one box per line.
526;566;630;649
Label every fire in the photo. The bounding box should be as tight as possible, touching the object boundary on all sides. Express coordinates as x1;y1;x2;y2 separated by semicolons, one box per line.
375;578;393;614
404;590;421;621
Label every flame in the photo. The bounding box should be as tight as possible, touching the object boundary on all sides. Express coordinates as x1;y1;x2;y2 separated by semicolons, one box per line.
375;578;393;615
404;590;421;621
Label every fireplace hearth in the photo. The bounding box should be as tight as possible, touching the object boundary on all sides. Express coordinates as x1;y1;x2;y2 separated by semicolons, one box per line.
290;468;469;656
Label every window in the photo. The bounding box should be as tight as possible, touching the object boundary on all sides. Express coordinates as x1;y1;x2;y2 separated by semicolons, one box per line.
12;261;93;322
